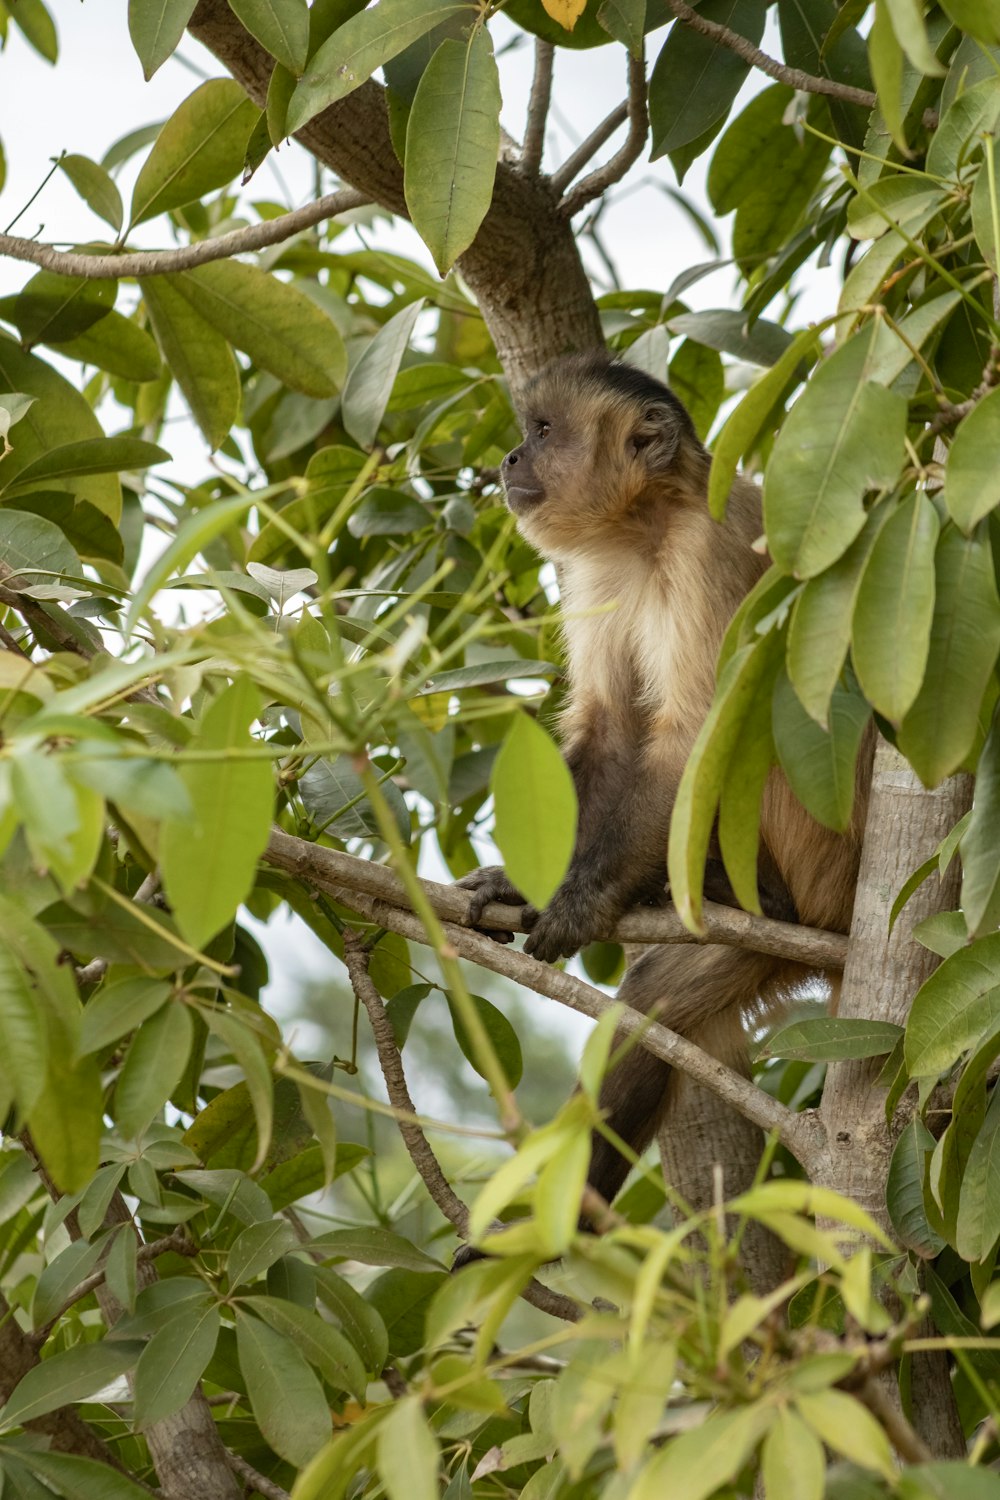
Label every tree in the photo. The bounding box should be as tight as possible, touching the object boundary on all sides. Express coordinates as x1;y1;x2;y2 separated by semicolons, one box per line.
0;0;999;1494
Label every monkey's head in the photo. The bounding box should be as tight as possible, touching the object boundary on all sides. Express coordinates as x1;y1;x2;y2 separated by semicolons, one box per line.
501;352;704;556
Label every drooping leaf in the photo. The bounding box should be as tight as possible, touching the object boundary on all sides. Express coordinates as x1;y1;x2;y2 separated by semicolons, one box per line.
962;710;1000;939
230;0;310;73
446;991;523;1088
905;932;1000;1078
59;152;124;230
886;1117;947;1258
235;1308;332;1466
649;0;767;157
114;1001;194;1139
128;0;198;78
491;711;576;910
341;298;425;448
3;436;169;497
141;276;240;450
133;1299;220;1425
129;79;258;225
764;1017;902;1063
0;1340;143;1429
773;669;870;832
851;492;938;725
944;387;1000;533
251;1295;368;1400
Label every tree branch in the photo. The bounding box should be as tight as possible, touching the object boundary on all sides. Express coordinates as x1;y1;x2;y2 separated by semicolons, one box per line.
270;844;824;1172
0;187;369;280
550;103;628;198
661;0;878;109
522;40;555;177
559;51;648;219
225;1451;291;1500
343;933;583;1324
264;829;848;969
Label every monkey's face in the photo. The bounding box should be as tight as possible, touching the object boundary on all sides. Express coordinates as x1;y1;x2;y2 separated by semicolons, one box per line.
501;354;699;557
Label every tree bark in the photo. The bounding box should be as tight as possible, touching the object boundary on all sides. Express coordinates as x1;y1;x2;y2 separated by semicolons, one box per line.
819;739;971;1458
187;1;604;396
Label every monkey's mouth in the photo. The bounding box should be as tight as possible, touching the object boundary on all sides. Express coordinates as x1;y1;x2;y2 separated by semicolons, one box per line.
503;483;544;513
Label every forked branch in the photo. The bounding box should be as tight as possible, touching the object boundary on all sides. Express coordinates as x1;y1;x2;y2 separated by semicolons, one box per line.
558;52;648;217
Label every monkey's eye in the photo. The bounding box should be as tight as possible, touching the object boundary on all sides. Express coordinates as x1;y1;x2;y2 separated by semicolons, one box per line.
534;420;551;439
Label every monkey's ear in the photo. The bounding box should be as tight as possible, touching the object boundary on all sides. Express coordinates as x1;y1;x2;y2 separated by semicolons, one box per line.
630;400;683;471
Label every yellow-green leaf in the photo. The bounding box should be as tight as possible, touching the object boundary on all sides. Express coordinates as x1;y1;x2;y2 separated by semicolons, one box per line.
491;710;576;910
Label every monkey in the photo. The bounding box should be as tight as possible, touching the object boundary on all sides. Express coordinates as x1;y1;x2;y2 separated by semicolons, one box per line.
458;351;872;1220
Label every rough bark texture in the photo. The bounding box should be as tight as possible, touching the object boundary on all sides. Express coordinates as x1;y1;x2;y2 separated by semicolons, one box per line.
820;740;972;1458
187;0;603;397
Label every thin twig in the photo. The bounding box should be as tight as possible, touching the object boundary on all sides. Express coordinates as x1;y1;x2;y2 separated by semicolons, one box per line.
0;187;369;280
29;1229;195;1349
318;881;824;1173
550;103;629;197
523;40;555;176
264;829;849;969
559;51;648;219
858;1376;935;1464
226;1450;292;1500
344;933;582;1323
0;618;25;654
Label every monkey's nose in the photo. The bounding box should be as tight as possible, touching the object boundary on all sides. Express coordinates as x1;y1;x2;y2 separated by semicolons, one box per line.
504;449;519;468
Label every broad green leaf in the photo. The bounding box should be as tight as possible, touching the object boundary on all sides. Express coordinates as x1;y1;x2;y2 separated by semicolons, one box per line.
251;1295;368;1400
852;492;938;724
957;1081;1000;1261
0;334;121;517
133;1300;220;1424
649;0;767;157
3;436;168;497
761;1406;824;1500
709;85;797;214
347;488;432;536
3;1450;153;1500
534;1119;590;1257
491;710;576;910
378;1396;441;1500
178;1167;273;1224
901;1466;1000;1500
8;269;117;347
230;0;309;72
129;80;258;225
341;298;425;448
772;669;870;832
847;175;947;242
717;645;774;912
33;1236;105;1328
235;1308;331;1467
128;0;198;78
905;932;1000;1077
315;1227;442;1272
597;0;645;53
787;505;888;725
764;325;908;578
628;1404;772;1500
668;338;724;443
0;508;80;586
12;753;104;892
927;77;1000;179
404;29;500;273
314;1266;389;1374
0;943;48;1114
59;153;124;230
880;0;944;76
962;710;1000;939
707;325;821;519
898;522;1000;786
764;1017;902;1062
938;0;1000;44
169;261;346;397
53;310;163;383
0;1340;143;1430
7;0;57;61
299;753;410;844
795;1389;894;1476
886;1117;947;1258
446;992;523;1088
141;277;240;450
203;1007;275;1170
417;659;556;694
26;1051;102;1192
945;387;1000;533
668;308;793;366
288;1;475;132
669;632;782;931
228;1219;299;1288
115;1001;194;1139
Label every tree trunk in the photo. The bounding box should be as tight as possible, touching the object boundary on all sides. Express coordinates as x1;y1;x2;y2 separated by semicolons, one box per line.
819;739;971;1458
187;1;603;396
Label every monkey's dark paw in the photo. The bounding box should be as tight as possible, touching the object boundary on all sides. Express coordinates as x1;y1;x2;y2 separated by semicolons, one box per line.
452;1243;488;1270
523;909;584;964
457;866;533;941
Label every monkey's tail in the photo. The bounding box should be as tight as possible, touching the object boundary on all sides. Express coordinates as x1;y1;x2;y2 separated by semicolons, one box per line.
587;944;792;1209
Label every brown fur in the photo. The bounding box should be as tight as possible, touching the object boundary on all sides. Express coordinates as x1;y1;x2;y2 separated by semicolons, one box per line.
462;352;869;1209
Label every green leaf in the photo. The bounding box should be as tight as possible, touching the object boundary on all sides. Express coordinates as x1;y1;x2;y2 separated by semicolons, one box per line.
27;1053;103;1192
898;522;1000;786
8;0;57;61
630;1404;772;1500
0;943;48;1115
129;79;258;225
9;269;117;347
3;1451;153;1500
446;991;523;1088
251;1295;368;1400
169;261;346;397
34;1238;105;1328
341;298;425;449
787;505;888;725
227;1219;299;1288
649;0;767;156
347;487;432;537
880;0;945;77
79;977;173;1057
52;310;162;384
927;77;1000;178
764;324;908;578
417;659;556;694
668;307;793;366
851;492;939;725
764;1017;902;1062
491;710;576;910
58;154;123;231
905;932;1000;1078
378;1395;441;1500
128;0;198;79
597;0;645;53
668;339;724;443
235;1308;332;1467
717;645;774;912
886;1117;947;1258
230;0;309;72
3;436;169;497
957;1080;1000;1261
669;632;782;931
314;1227;443;1273
772;669;870;832
314;1265;389;1374
761;1406;825;1500
288;0;476;133
133;1299;220;1425
945;387;1000;534
963;712;1000;940
937;0;1000;45
126;493;252;633
0;1340;143;1430
115;1001;194;1139
795;1389;894;1477
141;276;240;450
404;29;500;274
0;508;80;587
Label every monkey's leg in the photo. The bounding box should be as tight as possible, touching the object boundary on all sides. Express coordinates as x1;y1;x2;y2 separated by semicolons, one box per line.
587;944;786;1209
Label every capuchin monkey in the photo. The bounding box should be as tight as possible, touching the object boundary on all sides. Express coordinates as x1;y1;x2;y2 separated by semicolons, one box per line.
459;351;872;1219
